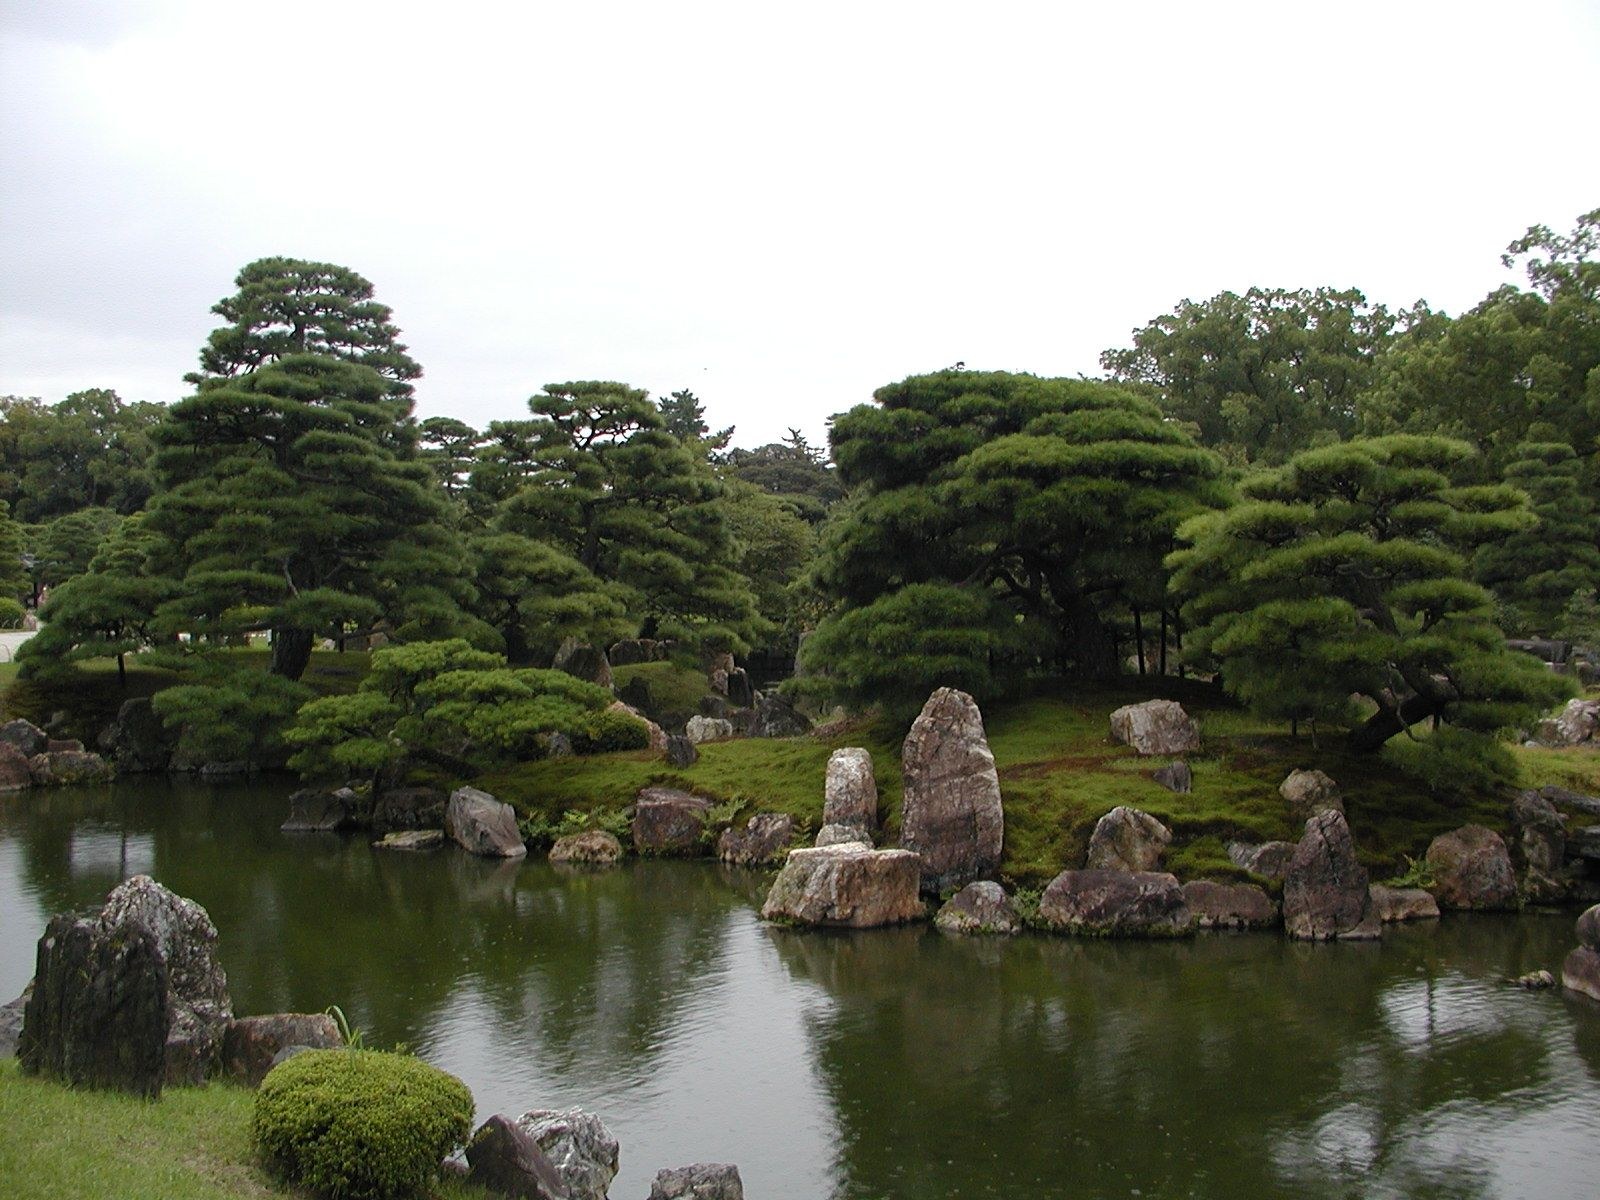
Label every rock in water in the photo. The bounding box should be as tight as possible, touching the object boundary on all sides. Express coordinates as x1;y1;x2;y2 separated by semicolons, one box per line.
446;786;528;859
1579;904;1600;951
1108;700;1200;756
1279;769;1345;821
717;813;795;866
824;748;877;834
0;718;47;758
373;829;446;851
1425;825;1516;910
282;787;359;832
1085;806;1172;872
101;697;176;773
1282;811;1374;940
934;881;1021;934
516;1107;620;1200
1151;760;1192;793
900;688;1004;894
0;742;31;792
649;1164;745;1200
221;1013;342;1086
761;844;924;928
549;829;624;866
1036;869;1194;937
633;787;712;856
467;1115;571;1200
28;749;113;785
1181;880;1277;929
1367;885;1440;922
371;786;447;832
1564;946;1600;1003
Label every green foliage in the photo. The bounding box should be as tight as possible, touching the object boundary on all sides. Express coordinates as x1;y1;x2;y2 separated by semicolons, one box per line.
610;660;713;721
1380;727;1520;799
253;1049;472;1200
0;390;160;524
523;805;632;847
573;706;650;754
1558;588;1600;648
1382;854;1438;890
0;500;27;603
721;431;846;522
0;597;23;628
466;530;627;665
151;661;313;768
24;506;122;599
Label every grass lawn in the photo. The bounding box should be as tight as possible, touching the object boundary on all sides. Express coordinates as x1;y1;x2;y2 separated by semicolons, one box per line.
0;1058;487;1200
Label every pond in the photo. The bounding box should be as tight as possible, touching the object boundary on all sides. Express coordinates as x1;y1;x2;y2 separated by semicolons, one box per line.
2;776;1598;1199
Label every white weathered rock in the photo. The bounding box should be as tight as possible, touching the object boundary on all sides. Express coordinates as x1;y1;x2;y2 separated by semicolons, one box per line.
685;716;734;744
1532;698;1600;747
445;787;528;859
1085;806;1172;872
1108;700;1200;756
515;1107;620;1200
815;823;872;848
824;748;877;833
761;844;924;928
650;1163;744;1200
900;688;1004;894
1279;769;1344;820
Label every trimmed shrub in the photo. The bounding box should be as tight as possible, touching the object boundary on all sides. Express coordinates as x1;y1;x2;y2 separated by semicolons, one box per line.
575;707;651;753
0;597;24;628
253;1048;474;1200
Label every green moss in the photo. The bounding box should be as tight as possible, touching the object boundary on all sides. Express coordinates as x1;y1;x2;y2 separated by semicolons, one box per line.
610;659;713;721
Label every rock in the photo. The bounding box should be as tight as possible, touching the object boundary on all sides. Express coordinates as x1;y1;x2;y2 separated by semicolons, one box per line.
1279;769;1345;820
726;668;754;709
632;787;712;856
1514;969;1555;990
100;697;175;773
1563;946;1600;1003
607;700;668;752
608;638;658;666
466;1115;571;1200
708;667;729;696
371;786;447;832
717;813;796;866
761;844;924;928
1426;824;1516;910
372;829;445;851
1507;637;1570;664
1512;790;1568;901
1226;840;1298;880
1532;698;1600;747
198;760;252;779
649;1164;744;1200
28;749;113;785
1578;904;1600;951
1367;884;1440;922
666;734;699;768
823;748;877;833
1152;760;1192;793
0;986;30;1057
446;786;529;859
1037;869;1193;937
220;1013;342;1087
546;731;574;758
0;741;32;792
1181;880;1276;929
19;910;170;1096
1570;826;1600;862
268;1044;314;1071
46;737;84;753
0;718;47;758
1085;806;1172;872
618;674;653;712
97;875;233;1084
515;1107;620;1200
698;695;730;719
281;787;360;833
1540;785;1600;817
815;823;872;848
900;688;1004;895
685;716;734;744
1108;700;1201;756
934;881;1021;934
549;829;624;866
1283;811;1373;941
748;691;811;738
553;639;613;690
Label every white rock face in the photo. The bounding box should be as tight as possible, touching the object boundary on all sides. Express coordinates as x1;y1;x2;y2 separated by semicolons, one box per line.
900;688;1004;894
685;716;734;744
823;747;877;833
1108;700;1201;756
761;844;925;928
445;787;528;858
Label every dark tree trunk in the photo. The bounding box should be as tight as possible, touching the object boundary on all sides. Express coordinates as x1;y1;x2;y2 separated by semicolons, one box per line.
1159;609;1168;676
1063;594;1120;680
117;653;126;688
1133;606;1146;676
270;627;314;681
1348;691;1440;753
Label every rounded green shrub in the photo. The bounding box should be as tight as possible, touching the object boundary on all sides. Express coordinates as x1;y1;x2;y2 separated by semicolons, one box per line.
253;1049;474;1200
0;598;24;629
575;707;651;753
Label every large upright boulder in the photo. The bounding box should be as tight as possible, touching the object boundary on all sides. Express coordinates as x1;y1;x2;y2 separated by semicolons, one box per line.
1036;869;1193;937
1511;790;1568;902
466;1115;570;1200
516;1107;620;1200
282;787;360;833
1085;806;1171;872
1532;698;1600;748
446;787;528;859
1282;811;1374;940
823;748;877;834
633;787;712;856
553;639;613;689
0;741;32;792
761;844;924;928
1108;700;1200;756
1425;824;1516;910
900;688;1004;894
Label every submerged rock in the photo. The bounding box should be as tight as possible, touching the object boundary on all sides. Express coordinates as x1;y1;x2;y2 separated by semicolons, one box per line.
1283;811;1374;941
446;787;528;859
1085;806;1171;872
373;829;446;851
1426;825;1516;910
717;813;795;866
1036;869;1194;937
1367;885;1440;923
934;881;1021;934
761;844;924;928
1108;700;1200;756
633;787;712;856
1181;880;1276;930
900;688;1004;895
649;1163;744;1200
516;1107;620;1200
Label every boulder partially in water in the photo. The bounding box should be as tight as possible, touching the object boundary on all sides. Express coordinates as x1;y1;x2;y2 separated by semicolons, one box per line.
761;844;924;928
28;749;113;786
934;881;1021;935
717;813;795;866
1511;790;1568;902
649;1163;745;1200
550;829;624;866
516;1107;621;1200
1037;869;1194;937
446;787;528;859
1564;946;1600;1003
633;787;712;856
1367;885;1440;923
1181;880;1276;930
1426;824;1516;910
282;787;360;833
900;687;1004;895
0;742;31;792
1283;811;1376;941
467;1114;570;1200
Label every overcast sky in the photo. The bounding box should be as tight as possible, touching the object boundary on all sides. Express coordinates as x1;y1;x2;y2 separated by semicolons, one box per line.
2;1;1596;449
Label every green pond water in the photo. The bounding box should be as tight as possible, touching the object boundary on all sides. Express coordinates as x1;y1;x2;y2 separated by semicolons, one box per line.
2;776;1598;1199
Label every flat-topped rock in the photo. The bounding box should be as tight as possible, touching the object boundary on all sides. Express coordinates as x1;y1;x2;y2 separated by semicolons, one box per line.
28;749;112;786
1037;869;1194;938
282;787;360;832
900;688;1004;895
761;844;924;928
633;787;712;856
1181;880;1276;929
650;1163;744;1200
550;829;624;866
1367;884;1440;922
446;787;528;859
1085;806;1171;872
372;829;445;851
1109;700;1200;756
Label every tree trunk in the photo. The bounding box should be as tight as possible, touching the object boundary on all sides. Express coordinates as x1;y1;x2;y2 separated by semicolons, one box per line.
1062;595;1120;680
270;627;315;681
1159;609;1168;676
1348;691;1439;753
117;653;126;688
1133;606;1146;676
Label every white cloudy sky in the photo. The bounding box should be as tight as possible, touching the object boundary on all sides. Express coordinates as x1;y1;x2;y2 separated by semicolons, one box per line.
2;1;1597;449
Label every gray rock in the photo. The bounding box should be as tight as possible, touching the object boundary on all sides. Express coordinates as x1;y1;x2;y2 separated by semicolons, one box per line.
1512;790;1569;902
467;1115;571;1200
1037;869;1194;937
934;881;1021;934
815;823;872;848
748;692;811;738
698;696;730;719
1152;760;1192;793
1226;840;1298;880
717;813;796;866
1283;811;1374;941
761;844;925;928
618;674;654;713
1578;904;1600;952
900;688;1004;895
1426;824;1516;910
1571;826;1600;862
823;748;877;833
0;718;47;758
633;787;712;856
685;716;734;745
1540;785;1600;817
607;638;659;666
446;786;528;859
220;1013;342;1087
553;639;613;690
666;734;699;768
1531;698;1600;747
649;1164;744;1200
371;786;446;832
1367;884;1440;922
1563;945;1600;1003
515;1107;620;1200
28;749;113;785
101;697;175;773
549;829;624;866
1279;769;1344;821
726;668;754;709
282;787;360;833
1085;806;1172;872
1515;969;1555;989
0;986;30;1057
372;829;446;851
546;731;575;758
1108;700;1200;756
1181;880;1277;929
0;741;32;792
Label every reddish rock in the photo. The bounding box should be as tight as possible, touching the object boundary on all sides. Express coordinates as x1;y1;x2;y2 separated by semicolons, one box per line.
1037;869;1194;937
632;787;712;856
1563;946;1600;1003
1283;811;1372;941
221;1013;342;1086
0;741;32;792
445;787;528;859
900;688;1004;894
1425;824;1516;910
